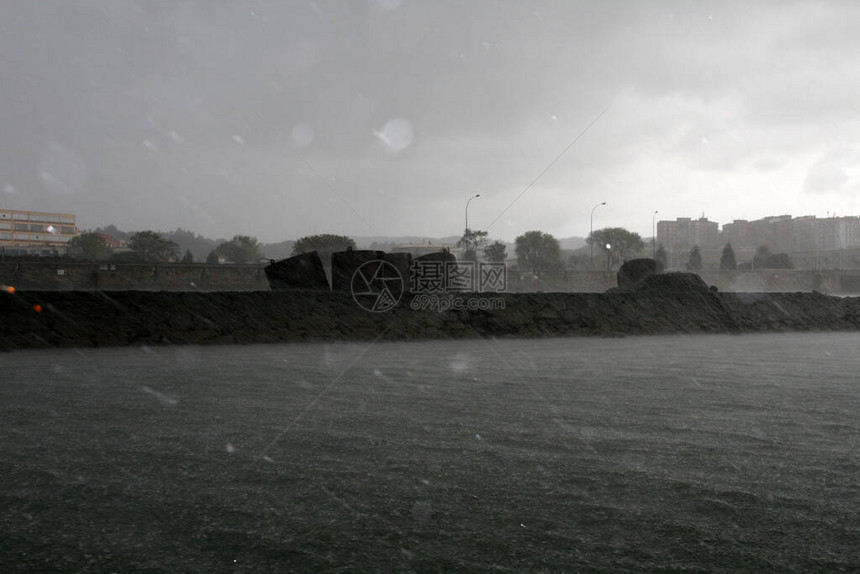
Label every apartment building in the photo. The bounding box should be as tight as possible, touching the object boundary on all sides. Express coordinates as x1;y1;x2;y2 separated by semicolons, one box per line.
0;209;77;256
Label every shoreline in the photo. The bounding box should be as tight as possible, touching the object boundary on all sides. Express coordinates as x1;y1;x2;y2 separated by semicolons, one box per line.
4;289;860;350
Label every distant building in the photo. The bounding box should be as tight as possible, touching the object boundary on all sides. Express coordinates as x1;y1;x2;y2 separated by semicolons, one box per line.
657;217;719;251
0;209;76;256
93;233;128;250
656;216;720;267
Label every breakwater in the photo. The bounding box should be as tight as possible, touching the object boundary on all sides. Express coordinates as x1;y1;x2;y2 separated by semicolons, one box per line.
3;287;860;350
6;260;860;294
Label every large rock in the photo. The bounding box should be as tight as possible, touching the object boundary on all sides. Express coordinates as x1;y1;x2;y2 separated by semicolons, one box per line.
331;249;387;292
633;272;711;294
617;258;664;291
264;251;330;291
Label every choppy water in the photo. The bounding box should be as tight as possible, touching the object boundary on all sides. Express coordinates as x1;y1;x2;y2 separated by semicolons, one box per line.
2;333;860;572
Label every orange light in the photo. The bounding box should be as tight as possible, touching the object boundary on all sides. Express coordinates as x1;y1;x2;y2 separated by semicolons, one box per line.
4;286;15;294
33;304;43;313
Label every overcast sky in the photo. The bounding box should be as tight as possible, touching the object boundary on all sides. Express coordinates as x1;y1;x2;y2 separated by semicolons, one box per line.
2;1;860;243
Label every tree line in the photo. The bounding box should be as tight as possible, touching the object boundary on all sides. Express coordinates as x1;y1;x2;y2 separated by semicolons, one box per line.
661;242;794;271
67;230;264;264
64;225;796;272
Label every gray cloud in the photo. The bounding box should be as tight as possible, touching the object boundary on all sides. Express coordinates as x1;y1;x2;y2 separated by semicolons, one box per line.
2;1;860;241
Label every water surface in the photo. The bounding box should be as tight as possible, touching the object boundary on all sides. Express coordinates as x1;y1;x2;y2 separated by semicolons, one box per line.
2;333;859;571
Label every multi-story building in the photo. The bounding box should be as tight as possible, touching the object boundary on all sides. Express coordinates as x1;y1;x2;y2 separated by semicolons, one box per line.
656;216;720;267
0;209;77;256
656;217;719;251
655;212;860;269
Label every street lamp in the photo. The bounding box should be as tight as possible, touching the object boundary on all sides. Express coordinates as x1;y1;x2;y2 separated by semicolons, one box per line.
465;194;480;231
605;243;612;271
652;210;658;258
590;201;606;263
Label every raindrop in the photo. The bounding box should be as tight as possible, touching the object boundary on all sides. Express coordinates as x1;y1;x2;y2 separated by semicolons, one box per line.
291;123;315;148
449;353;470;372
37;143;87;195
3;184;20;196
168;130;183;143
374;117;414;153
232;134;247;146
142;139;157;150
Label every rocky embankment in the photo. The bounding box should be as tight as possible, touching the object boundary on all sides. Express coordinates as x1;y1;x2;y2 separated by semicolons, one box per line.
3;273;860;350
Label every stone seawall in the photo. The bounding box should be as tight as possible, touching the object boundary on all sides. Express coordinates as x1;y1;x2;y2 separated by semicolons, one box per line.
0;261;268;291
5;261;860;294
3;289;860;350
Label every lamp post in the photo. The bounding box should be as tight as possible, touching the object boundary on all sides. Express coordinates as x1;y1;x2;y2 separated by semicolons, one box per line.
465;194;480;231
652;210;658;258
590;201;606;263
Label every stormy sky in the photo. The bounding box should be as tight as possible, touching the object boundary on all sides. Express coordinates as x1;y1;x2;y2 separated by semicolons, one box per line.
2;1;860;243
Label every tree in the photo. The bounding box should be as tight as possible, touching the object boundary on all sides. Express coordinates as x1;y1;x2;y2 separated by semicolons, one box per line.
753;246;793;269
483;240;507;263
587;227;645;270
720;243;737;270
655;244;668;269
215;235;262;263
457;228;488;262
66;232;114;261
181;249;194;264
753;245;772;269
167;227;218;261
515;230;562;276
292;234;355;261
764;252;794;269
127;230;179;262
687;245;702;271
567;253;591;270
206;250;219;264
91;224;130;241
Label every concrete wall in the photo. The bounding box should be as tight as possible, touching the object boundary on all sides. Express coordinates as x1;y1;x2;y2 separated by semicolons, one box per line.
4;260;860;294
508;269;860;294
0;261;269;291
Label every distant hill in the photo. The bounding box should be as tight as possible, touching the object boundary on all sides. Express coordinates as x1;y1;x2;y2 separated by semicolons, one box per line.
558;236;587;250
260;240;296;260
352;236;460;249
